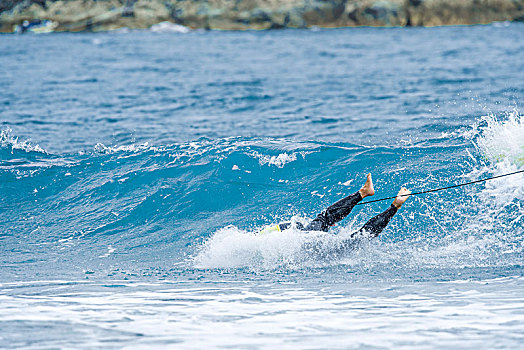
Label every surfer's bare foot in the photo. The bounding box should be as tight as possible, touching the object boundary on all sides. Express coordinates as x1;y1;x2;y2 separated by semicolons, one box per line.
393;187;411;209
359;173;375;198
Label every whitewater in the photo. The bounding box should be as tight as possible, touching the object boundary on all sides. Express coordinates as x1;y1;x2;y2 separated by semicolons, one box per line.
1;23;523;348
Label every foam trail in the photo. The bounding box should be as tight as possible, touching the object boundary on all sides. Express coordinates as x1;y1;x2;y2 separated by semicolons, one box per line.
194;226;313;269
193;223;368;270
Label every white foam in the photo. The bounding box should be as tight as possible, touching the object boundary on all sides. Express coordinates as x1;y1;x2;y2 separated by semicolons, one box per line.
2;278;523;349
436;111;524;266
469;111;524;166
150;22;190;33
192;223;363;270
251;151;298;168
93;142;155;154
98;245;116;258
465;112;524;226
194;226;303;269
0;128;46;154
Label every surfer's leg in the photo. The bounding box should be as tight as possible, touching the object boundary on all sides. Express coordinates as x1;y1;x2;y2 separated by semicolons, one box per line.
351;187;411;238
304;174;374;232
351;204;397;238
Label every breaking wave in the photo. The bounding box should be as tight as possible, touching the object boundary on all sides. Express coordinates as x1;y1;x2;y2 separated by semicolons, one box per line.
1;112;523;276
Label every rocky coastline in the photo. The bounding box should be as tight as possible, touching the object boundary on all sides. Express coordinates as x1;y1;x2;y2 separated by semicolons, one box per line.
1;0;523;33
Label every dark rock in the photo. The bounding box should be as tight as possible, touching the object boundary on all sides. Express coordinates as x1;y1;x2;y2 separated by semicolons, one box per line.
1;0;524;33
409;0;423;6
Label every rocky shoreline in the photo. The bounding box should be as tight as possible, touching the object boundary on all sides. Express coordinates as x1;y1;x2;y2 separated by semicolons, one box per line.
1;0;524;33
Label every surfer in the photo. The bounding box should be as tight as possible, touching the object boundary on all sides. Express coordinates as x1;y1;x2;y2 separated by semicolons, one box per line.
260;174;411;239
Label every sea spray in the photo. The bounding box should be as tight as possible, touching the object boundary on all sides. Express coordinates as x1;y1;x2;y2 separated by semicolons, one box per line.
469;110;524;166
194;113;524;271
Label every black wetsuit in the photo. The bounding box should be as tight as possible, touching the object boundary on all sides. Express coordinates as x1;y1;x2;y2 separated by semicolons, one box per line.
278;191;398;238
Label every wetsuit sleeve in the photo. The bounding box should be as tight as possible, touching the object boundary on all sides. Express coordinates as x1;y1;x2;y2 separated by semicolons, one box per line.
351;204;397;238
279;222;291;230
304;191;363;232
278;222;304;231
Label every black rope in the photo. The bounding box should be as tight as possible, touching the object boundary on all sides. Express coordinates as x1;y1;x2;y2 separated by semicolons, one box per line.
356;169;524;205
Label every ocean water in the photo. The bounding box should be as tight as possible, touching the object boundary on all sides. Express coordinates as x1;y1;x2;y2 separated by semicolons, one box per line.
1;23;524;348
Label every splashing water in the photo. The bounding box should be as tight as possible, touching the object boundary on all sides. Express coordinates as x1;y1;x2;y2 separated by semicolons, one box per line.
471;111;524;166
0;128;46;154
194;113;524;272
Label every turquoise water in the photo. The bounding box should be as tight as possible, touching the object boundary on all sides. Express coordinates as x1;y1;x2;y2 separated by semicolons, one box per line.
1;24;523;348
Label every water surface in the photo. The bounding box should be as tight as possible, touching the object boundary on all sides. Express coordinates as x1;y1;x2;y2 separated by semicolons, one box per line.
1;23;523;348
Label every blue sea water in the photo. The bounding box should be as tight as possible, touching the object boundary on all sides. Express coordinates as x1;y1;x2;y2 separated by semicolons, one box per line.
1;23;524;348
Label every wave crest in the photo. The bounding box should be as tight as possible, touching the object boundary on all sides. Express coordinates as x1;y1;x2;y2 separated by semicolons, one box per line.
470;110;524;166
0;128;47;154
